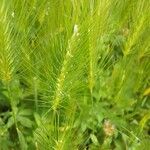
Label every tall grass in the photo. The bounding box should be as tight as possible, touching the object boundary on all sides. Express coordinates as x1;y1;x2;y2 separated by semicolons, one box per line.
0;0;150;149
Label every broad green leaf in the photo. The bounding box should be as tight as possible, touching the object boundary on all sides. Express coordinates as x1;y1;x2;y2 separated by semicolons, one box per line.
18;109;32;116
17;128;28;150
17;116;33;128
34;112;41;126
7;117;14;128
90;134;99;146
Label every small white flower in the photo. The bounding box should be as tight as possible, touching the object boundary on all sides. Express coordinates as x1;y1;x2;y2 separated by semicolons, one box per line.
73;24;79;36
11;12;15;18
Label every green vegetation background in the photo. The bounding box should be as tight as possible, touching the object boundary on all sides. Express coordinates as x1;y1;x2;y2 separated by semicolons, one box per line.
0;0;150;149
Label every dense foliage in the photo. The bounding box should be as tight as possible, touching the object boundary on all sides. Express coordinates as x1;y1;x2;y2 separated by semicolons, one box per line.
0;0;150;149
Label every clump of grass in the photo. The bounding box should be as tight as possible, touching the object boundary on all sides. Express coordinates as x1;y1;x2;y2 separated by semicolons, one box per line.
0;0;150;149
